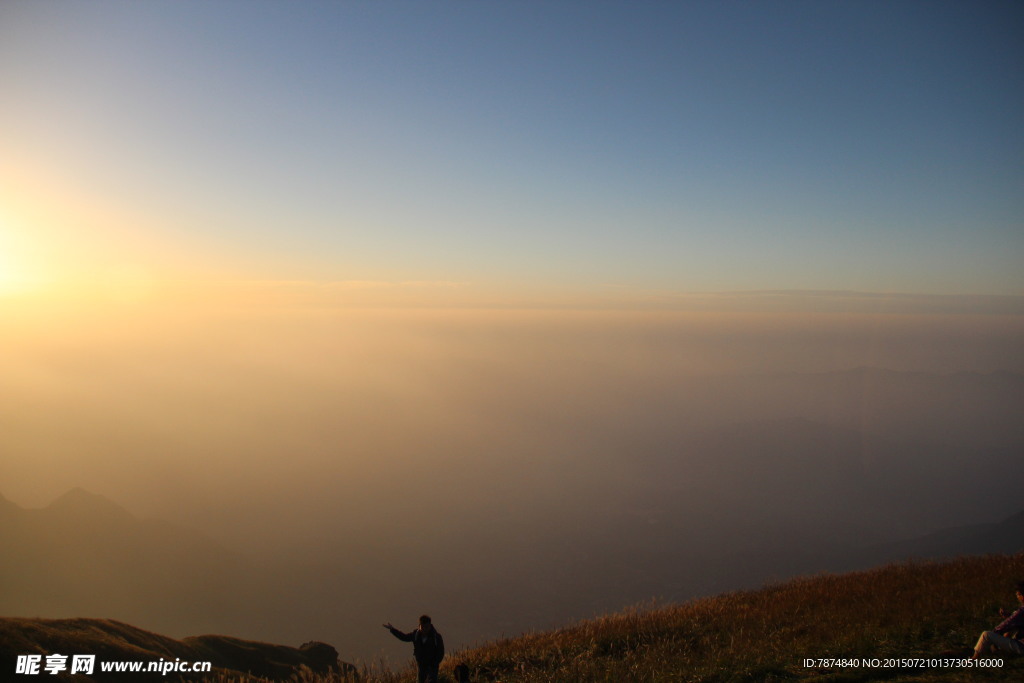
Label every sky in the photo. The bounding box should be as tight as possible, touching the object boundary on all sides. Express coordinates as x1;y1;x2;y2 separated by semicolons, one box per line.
1;0;1022;302
2;2;1024;663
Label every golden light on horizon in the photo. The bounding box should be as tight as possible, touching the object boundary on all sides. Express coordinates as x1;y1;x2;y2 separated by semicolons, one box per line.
0;165;207;302
0;210;49;296
0;168;77;297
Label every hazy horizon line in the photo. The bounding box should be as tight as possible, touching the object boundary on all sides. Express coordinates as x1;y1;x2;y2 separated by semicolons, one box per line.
4;280;1024;315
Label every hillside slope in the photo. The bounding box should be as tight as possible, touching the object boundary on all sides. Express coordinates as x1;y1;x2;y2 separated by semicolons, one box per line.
429;553;1024;683
4;556;1023;681
0;618;354;681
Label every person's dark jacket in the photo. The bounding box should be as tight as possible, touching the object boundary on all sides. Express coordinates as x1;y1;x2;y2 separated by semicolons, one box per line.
388;625;444;664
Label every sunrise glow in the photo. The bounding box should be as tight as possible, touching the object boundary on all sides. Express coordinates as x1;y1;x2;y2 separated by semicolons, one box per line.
1;2;1022;676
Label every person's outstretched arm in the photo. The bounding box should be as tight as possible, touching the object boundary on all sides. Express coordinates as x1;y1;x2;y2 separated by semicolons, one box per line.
382;623;415;642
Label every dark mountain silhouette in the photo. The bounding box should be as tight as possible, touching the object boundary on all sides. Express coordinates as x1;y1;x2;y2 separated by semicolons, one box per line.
0;489;256;639
712;506;1024;594
0;491;20;516
628;414;1023;548
0;617;354;681
866;507;1024;562
538;412;1024;610
741;368;1024;449
44;487;137;523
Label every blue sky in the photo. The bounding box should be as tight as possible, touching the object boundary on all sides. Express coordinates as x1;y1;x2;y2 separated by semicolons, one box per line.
1;0;1022;298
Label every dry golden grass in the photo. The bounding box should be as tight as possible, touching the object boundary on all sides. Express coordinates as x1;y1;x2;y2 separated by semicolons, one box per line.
371;553;1024;682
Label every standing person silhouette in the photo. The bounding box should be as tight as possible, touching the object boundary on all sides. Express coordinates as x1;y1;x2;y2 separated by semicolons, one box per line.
383;615;445;683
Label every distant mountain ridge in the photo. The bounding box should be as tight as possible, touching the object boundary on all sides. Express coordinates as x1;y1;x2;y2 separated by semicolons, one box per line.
0;489;255;640
869;508;1024;561
44;487;137;523
0;491;19;515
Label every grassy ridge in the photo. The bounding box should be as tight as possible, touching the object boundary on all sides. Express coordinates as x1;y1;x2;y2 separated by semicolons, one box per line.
380;553;1024;682
6;554;1022;681
0;618;351;681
